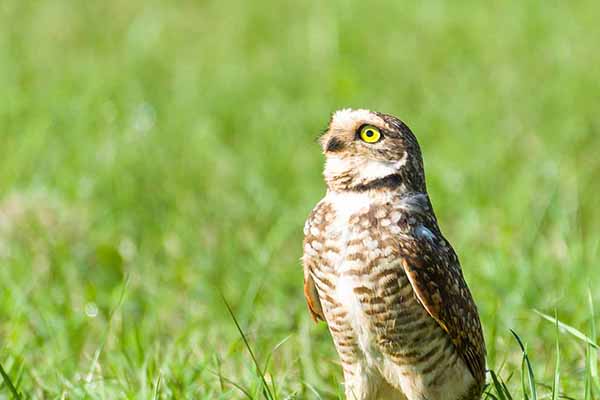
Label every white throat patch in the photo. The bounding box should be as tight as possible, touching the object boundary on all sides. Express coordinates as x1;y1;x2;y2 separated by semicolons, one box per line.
323;156;350;178
325;152;408;184
357;160;399;181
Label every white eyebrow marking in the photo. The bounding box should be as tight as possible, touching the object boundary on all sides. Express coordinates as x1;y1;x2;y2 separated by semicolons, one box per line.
329;108;384;132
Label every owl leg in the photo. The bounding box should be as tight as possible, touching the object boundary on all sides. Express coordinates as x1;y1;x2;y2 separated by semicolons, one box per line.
342;363;381;400
375;379;408;400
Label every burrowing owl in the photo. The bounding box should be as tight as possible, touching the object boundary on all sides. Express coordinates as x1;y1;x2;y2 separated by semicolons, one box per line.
302;109;486;400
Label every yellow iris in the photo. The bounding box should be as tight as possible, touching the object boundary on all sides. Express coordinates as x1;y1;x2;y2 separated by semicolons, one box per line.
359;125;381;143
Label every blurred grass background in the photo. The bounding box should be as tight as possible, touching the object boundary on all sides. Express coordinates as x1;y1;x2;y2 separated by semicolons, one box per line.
1;0;600;398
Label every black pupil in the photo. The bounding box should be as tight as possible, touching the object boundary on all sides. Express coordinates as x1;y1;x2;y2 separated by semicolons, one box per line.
366;130;374;137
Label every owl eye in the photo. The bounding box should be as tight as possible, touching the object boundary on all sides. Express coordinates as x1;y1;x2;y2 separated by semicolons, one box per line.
358;125;382;143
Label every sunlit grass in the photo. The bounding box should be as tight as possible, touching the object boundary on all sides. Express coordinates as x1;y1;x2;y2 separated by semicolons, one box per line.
1;0;599;398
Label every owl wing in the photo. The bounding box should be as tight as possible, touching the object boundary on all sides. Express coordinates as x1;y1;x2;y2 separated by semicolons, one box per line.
303;260;325;322
302;202;327;322
397;227;486;383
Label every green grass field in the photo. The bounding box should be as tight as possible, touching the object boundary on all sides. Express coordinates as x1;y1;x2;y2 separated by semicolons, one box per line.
1;1;600;398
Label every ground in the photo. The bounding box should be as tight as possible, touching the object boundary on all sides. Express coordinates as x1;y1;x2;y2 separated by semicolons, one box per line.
1;1;599;398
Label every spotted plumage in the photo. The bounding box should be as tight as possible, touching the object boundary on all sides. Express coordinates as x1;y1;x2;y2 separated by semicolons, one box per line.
302;109;486;400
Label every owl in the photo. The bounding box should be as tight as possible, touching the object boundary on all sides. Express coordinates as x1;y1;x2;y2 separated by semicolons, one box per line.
302;109;486;400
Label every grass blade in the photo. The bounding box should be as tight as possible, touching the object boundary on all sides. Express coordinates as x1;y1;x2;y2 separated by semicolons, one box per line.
222;294;274;400
0;361;22;400
86;275;130;383
213;354;225;392
303;382;323;400
585;345;592;400
263;334;292;400
511;330;537;400
208;370;254;400
152;372;162;400
263;335;292;374
552;310;560;400
521;355;529;400
535;310;600;349
484;393;499;400
589;289;599;394
487;369;510;400
501;381;514;400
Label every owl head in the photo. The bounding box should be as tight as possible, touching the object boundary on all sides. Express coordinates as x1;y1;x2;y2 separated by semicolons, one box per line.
319;109;426;193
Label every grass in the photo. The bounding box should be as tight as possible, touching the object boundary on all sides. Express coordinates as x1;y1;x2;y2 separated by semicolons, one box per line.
1;0;600;398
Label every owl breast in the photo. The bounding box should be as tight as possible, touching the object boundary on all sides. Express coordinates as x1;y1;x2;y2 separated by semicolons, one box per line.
304;191;476;399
